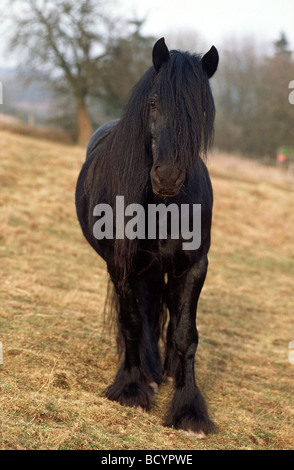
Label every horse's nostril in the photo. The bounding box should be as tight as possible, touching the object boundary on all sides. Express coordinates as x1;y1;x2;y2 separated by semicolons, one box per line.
154;164;164;182
152;164;165;184
153;164;184;186
175;170;185;186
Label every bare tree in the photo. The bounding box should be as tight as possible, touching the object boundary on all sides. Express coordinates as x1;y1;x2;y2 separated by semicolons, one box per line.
213;37;264;154
255;34;294;157
5;0;122;145
98;21;156;116
213;34;294;159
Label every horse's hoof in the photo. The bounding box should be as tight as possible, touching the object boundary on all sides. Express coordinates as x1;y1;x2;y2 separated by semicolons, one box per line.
136;406;145;413
149;381;159;393
163;376;174;385
183;430;206;439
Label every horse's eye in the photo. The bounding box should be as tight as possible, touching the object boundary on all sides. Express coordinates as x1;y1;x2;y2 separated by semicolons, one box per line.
149;100;156;110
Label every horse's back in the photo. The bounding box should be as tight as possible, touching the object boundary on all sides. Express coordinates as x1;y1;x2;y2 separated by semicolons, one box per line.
76;119;118;254
86;118;120;160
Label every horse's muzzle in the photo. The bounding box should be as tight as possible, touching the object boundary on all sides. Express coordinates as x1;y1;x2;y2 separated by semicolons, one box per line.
150;164;185;197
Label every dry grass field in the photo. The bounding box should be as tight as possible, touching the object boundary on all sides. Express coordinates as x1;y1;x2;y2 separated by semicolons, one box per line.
0;130;293;450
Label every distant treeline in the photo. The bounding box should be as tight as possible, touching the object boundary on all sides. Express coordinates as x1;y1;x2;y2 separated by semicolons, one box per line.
213;32;294;159
3;0;294;157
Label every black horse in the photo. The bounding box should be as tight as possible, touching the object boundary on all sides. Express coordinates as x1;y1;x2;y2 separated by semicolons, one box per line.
75;38;219;436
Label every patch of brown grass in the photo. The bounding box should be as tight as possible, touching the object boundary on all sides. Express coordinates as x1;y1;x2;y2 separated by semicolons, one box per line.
0;131;293;450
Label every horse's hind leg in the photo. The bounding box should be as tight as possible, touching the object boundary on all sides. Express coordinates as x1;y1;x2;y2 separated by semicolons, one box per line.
164;256;216;436
105;276;162;410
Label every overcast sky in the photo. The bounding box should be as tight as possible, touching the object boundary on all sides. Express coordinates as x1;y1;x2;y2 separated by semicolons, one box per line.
0;0;293;68
118;0;294;51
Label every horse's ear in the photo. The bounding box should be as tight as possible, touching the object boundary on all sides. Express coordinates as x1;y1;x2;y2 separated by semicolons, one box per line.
152;37;170;72
201;46;219;78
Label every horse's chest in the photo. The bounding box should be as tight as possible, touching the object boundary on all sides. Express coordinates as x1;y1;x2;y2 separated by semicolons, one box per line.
136;238;191;277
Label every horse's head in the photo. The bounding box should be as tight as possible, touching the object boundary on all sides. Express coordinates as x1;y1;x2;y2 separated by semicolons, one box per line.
149;38;219;198
149;90;186;197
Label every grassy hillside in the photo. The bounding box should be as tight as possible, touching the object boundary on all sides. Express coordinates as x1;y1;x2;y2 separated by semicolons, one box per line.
0;130;293;450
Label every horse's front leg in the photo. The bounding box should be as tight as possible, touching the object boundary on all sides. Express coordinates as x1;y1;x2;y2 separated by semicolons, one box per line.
164;256;216;436
105;278;158;411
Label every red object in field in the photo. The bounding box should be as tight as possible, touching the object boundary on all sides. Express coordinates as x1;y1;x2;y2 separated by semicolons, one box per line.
277;154;287;163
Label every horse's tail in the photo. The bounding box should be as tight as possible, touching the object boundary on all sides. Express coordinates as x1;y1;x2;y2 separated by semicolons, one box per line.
102;278;121;354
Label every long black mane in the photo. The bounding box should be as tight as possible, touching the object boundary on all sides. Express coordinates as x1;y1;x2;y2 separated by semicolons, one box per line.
84;48;215;280
153;49;215;165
